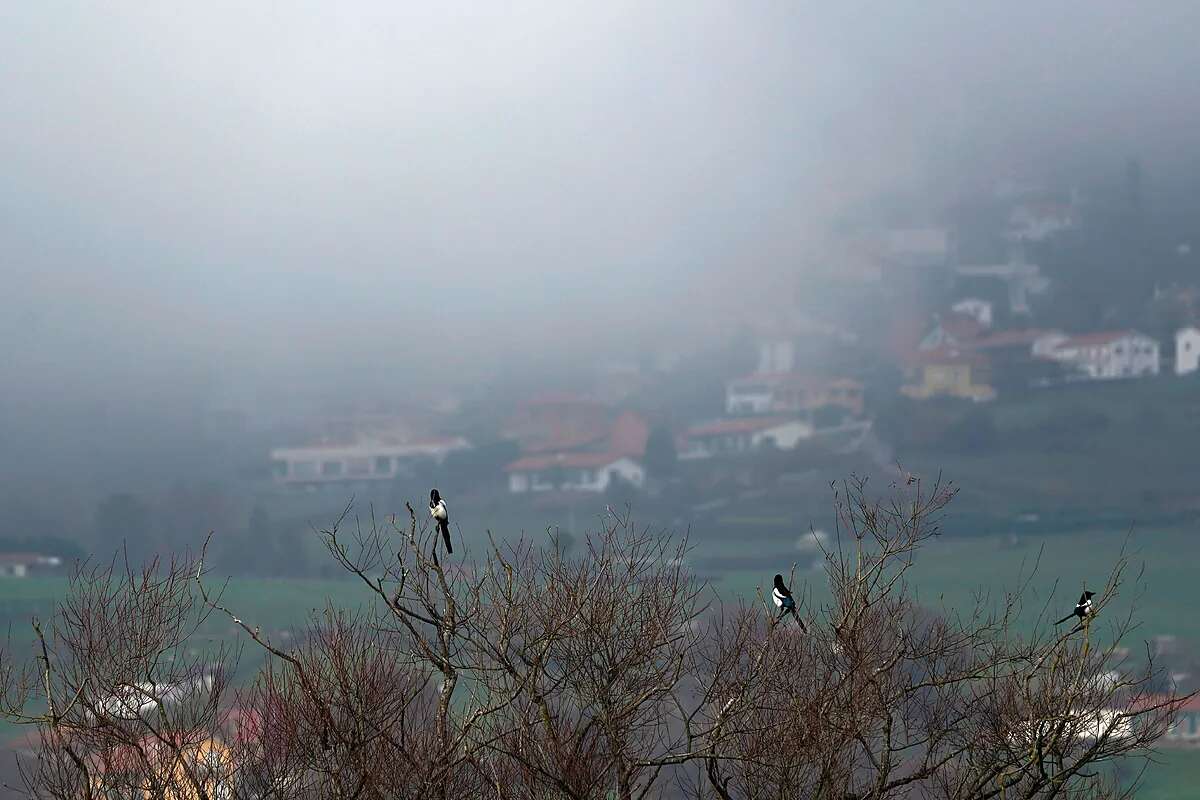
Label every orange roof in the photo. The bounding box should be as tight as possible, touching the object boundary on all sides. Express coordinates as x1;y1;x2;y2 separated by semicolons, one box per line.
522;431;607;454
911;347;988;367
608;411;649;457
938;312;985;341
971;329;1059;349
506;452;634;472
1057;330;1151;348
1129;693;1200;713
686;417;792;437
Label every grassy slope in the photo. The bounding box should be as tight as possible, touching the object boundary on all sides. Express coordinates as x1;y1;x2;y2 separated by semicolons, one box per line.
907;376;1200;514
1134;751;1200;800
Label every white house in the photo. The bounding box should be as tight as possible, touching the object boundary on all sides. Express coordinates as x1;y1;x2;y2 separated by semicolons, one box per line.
680;417;814;460
1176;327;1200;375
725;373;864;417
951;298;994;329
0;553;62;578
756;339;796;375
953;261;1049;316
1008;201;1077;243
1031;331;1069;358
505;453;645;493
270;436;470;484
1041;331;1160;380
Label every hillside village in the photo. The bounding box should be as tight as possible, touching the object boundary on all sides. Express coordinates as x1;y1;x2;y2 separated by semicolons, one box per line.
260;166;1200;508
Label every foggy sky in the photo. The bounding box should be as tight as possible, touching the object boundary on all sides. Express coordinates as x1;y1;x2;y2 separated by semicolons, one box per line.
3;0;1200;444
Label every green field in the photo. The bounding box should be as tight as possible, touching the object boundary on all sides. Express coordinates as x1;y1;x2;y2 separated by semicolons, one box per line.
1132;750;1200;800
2;524;1198;796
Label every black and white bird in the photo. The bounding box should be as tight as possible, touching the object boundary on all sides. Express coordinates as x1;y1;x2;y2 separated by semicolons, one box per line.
1055;590;1095;625
772;574;805;629
429;489;452;554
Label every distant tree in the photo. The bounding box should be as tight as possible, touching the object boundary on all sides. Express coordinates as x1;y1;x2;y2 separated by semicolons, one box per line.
812;403;850;429
94;493;152;563
248;505;278;576
604;470;638;507
440;439;520;491
722;324;759;378
545;463;567;491
160;484;235;556
643;425;678;479
548;527;575;557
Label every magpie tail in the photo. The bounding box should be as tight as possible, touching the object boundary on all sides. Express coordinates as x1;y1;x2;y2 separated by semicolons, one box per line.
1054;613;1074;625
439;520;453;553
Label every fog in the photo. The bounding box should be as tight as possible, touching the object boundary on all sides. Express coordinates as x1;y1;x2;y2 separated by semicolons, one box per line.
3;0;1200;496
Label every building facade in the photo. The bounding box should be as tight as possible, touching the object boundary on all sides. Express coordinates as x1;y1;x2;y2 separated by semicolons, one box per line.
1041;331;1160;380
270;437;470;484
1176;327;1200;375
505;454;645;493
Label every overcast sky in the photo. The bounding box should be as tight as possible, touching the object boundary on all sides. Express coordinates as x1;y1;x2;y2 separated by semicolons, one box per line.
3;0;1200;425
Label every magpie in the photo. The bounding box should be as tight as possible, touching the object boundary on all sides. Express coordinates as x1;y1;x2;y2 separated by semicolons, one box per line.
429;488;452;554
1055;590;1095;625
772;574;805;629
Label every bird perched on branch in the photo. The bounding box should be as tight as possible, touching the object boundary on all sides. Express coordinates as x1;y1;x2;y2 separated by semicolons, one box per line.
772;574;805;629
429;489;452;553
1056;590;1095;626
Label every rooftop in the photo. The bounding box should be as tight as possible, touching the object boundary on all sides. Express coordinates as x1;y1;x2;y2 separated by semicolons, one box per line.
0;552;61;566
971;329;1062;349
1056;330;1153;348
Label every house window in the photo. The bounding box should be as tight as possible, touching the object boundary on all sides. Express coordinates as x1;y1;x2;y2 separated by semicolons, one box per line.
375;456;393;474
271;460;288;477
321;461;343;476
292;461;317;479
346;457;370;476
579;470;594;483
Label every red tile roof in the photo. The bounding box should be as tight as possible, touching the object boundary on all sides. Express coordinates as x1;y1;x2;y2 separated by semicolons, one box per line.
938;312;985;341
970;329;1060;349
910;347;988;367
522;431;607;454
505;452;634;472
1129;693;1200;713
608;411;649;457
0;553;54;566
1056;330;1151;348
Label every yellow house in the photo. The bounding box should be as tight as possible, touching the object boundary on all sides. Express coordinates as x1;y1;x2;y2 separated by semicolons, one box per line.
901;348;996;402
90;734;234;799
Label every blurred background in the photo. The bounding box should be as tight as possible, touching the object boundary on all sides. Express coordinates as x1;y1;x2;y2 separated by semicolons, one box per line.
4;2;1200;792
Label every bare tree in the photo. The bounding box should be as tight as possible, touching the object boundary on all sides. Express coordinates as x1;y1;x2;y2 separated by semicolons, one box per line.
1;550;239;799
1;475;1186;800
